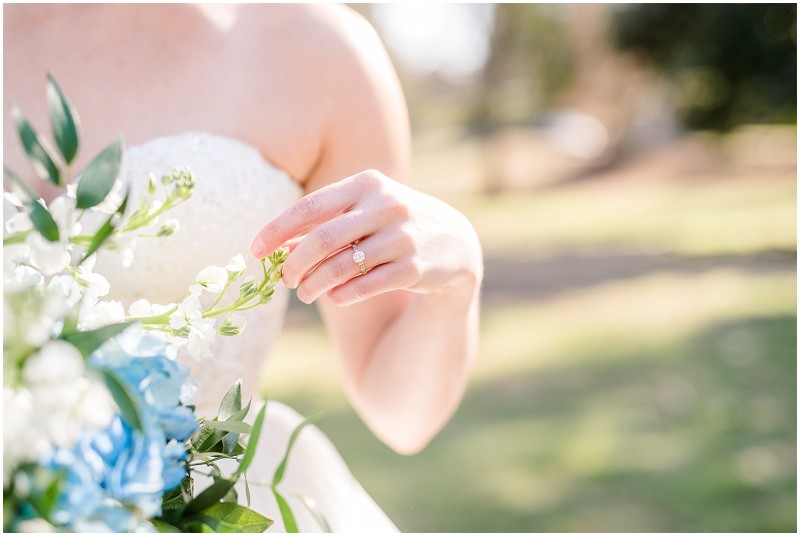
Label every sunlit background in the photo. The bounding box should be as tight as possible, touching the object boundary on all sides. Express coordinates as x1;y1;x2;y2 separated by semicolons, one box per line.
263;4;797;532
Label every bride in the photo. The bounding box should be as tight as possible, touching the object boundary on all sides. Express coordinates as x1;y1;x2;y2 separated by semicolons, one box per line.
4;4;483;531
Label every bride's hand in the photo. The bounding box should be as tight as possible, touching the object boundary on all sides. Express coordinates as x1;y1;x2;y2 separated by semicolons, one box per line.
250;169;482;306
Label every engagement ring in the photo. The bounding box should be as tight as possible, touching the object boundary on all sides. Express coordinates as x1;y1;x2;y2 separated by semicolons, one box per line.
351;242;367;275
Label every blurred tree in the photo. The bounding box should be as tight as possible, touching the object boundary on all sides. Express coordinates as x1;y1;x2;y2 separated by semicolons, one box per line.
610;4;797;131
472;4;574;131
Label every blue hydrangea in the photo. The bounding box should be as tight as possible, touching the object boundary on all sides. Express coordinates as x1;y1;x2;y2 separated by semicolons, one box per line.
32;333;200;531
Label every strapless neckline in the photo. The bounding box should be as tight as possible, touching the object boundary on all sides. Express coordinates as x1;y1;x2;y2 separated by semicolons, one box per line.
94;131;303;415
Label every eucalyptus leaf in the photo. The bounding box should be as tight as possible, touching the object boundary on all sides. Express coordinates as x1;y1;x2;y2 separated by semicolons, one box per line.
27;199;60;242
75;136;122;209
46;74;79;165
184;477;236;515
272;489;298;533
272;409;324;487
218;380;242;420
61;320;133;358
191;502;272;533
222;399;251;455
202;420;252;434
193;423;227;453
234;403;266;478
10;104;62;186
80;190;129;263
99;369;143;430
4;166;34;201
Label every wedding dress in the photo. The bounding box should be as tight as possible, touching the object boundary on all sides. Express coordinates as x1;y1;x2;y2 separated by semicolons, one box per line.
94;132;398;533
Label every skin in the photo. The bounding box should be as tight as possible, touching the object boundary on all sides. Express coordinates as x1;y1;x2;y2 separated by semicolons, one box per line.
4;4;483;455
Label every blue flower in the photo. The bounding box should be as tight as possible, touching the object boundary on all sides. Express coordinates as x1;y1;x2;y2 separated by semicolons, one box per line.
30;333;202;531
90;337;199;442
40;449;107;527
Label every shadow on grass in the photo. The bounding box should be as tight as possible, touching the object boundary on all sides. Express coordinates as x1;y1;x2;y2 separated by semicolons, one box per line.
481;249;796;307
280;314;796;532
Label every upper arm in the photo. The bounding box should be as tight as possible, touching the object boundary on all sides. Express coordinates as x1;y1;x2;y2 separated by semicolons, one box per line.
302;5;411;190
291;6;413;387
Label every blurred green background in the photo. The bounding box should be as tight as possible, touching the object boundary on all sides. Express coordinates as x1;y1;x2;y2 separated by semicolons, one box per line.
262;4;796;532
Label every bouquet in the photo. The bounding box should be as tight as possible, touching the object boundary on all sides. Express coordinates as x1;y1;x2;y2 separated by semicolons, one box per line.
3;76;317;532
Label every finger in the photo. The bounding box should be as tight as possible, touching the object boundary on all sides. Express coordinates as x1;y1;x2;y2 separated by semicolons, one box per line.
282;208;382;288
296;237;391;304
281;236;305;253
250;182;357;258
326;261;413;307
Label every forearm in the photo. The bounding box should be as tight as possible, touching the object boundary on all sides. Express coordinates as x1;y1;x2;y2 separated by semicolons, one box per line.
350;277;481;454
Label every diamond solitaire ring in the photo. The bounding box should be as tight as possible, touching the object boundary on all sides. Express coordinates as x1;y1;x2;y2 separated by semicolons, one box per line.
350;242;366;275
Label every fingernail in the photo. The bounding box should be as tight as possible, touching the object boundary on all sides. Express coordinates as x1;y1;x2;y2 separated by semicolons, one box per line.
250;237;266;257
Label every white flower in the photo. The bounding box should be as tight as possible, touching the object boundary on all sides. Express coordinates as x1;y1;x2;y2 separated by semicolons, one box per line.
48;195;81;238
115;233;138;268
157;218;179;237
11;264;43;288
5;211;32;234
4;190;24;208
187;319;216;360
168;295;216;359
218;313;246;336
79;300;125;330
15;518;57;533
194;265;228;294
27;233;71;277
23;340;85;385
225;254;247;279
169;295;203;329
129;298;154;317
72;378;115;429
3;387;36;484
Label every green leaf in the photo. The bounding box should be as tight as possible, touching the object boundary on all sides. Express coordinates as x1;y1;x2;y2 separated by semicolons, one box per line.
36;467;66;521
182;521;216;532
75;136;122;209
46;74;79;165
203;420;251;434
272;489;298;533
191;502;272;533
61;320;133;358
4;166;34;201
10;104;62;186
27;199;60;242
272;409;324;487
3;231;27;246
162;476;192;517
296;492;333;533
193;424;228;454
223;399;251;455
218;380;242;420
184;477;237;515
80;190;129;263
221;485;238;504
99;368;142;430
234;403;267;478
150;519;182;533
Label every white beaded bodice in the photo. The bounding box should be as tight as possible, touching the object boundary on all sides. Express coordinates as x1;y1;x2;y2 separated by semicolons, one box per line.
94;132;302;415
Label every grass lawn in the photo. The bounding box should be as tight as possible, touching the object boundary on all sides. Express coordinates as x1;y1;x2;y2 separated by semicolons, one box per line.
261;159;796;532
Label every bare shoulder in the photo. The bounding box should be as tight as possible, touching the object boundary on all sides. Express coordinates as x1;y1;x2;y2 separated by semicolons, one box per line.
239;4;410;188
